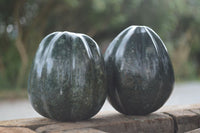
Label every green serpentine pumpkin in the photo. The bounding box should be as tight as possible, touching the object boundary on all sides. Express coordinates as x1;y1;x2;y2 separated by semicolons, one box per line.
104;26;174;115
28;31;107;121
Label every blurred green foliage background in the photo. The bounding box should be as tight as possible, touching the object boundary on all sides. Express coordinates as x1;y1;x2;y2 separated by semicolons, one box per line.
0;0;200;90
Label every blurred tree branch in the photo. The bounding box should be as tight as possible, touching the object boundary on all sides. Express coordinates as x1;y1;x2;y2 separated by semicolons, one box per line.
13;0;28;88
0;56;5;76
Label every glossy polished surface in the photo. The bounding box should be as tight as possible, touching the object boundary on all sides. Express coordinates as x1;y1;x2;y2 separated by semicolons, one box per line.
104;26;174;115
28;32;107;121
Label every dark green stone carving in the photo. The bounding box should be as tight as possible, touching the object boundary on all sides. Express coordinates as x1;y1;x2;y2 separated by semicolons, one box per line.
28;32;107;121
104;26;174;115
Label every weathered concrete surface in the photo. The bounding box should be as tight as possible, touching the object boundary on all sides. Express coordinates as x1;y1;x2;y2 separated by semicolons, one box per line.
36;113;173;133
165;110;200;133
1;105;200;133
0;112;174;133
94;113;174;133
0;118;56;130
186;128;200;133
62;128;108;133
0;127;36;133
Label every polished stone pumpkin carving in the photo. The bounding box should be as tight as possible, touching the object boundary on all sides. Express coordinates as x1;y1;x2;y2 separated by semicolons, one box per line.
104;26;174;115
28;31;107;121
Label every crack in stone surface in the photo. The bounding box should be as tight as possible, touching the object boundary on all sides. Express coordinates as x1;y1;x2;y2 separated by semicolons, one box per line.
163;112;178;133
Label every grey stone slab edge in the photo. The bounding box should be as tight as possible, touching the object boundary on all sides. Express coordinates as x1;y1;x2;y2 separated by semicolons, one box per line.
1;109;200;133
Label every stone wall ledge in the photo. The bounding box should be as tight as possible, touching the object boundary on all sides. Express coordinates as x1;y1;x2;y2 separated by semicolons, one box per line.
1;104;200;133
